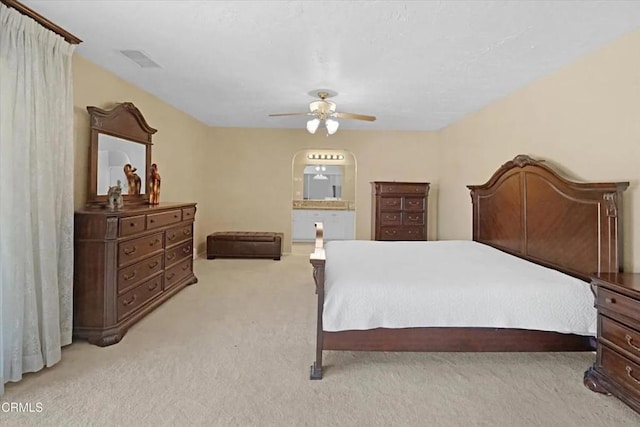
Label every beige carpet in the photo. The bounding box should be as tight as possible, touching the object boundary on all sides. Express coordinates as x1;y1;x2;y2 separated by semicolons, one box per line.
2;247;640;426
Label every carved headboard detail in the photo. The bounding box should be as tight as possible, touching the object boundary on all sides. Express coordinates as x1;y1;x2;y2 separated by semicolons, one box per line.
468;155;629;281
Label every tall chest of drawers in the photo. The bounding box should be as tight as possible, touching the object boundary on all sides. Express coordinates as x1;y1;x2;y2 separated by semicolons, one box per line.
584;273;640;414
371;181;430;241
74;202;198;346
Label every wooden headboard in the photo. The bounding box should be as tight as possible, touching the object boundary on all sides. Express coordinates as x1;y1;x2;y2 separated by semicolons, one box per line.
467;155;629;281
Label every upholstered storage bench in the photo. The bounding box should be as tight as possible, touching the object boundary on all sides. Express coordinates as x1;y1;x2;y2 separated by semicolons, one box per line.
207;232;283;260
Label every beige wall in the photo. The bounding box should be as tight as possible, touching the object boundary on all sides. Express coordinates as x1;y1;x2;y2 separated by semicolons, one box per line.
73;55;211;252
438;29;640;271
200;128;440;253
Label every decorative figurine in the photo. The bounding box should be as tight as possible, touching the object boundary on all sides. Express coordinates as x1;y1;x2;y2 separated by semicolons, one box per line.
106;180;124;210
123;163;142;195
149;163;161;205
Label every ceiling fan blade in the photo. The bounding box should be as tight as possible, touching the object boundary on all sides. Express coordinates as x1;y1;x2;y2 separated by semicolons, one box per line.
334;112;376;122
269;112;312;117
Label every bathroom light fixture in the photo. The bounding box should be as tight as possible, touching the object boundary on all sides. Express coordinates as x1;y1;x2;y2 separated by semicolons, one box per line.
307;153;345;160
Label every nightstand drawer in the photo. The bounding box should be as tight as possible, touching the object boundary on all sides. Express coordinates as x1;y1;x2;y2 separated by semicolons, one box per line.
600;316;640;364
598;288;640;324
600;345;640;396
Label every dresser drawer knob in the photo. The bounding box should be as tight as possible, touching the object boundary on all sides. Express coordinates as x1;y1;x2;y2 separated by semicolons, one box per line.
625;334;640;352
167;272;175;281
626;366;640;385
182;246;191;254
183;229;191;235
148;261;159;269
149;238;160;246
123;246;137;255
605;297;616;304
167;252;176;261
384;230;397;235
123;271;136;281
148;282;159;291
167;233;177;241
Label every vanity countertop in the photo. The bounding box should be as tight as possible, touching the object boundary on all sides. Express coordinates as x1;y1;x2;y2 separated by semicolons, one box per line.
292;200;354;210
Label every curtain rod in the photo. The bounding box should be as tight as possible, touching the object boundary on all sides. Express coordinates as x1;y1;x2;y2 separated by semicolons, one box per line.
1;0;82;44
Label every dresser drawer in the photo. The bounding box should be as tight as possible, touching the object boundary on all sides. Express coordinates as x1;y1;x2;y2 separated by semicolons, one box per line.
403;212;424;226
404;197;425;211
378;183;426;194
600;344;640;396
164;258;193;291
378;227;425;241
598;287;640;324
116;275;163;322
165;240;193;268
147;209;182;230
182;207;196;221
600;315;640;364
380;212;402;226
118;232;164;267
380;197;402;210
165;223;193;247
119;215;146;237
117;253;163;295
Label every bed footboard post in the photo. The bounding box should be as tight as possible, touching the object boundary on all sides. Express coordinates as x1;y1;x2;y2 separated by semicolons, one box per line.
310;222;326;380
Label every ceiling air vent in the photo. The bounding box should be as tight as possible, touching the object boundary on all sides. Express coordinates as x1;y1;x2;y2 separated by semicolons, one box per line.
119;50;161;68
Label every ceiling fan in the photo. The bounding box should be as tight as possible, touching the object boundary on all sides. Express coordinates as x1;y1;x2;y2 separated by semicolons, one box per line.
269;91;376;135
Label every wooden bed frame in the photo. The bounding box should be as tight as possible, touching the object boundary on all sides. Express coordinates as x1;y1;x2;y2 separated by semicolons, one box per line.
309;154;629;379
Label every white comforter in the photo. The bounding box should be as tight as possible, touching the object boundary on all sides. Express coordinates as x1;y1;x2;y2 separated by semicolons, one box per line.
323;240;597;336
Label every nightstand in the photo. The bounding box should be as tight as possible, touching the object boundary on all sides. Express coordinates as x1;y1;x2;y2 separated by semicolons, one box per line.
584;273;640;414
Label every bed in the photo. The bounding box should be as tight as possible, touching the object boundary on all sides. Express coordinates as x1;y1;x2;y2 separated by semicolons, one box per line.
309;154;629;379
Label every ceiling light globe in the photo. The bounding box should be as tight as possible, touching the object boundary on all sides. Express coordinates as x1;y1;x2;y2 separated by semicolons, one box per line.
306;119;320;134
326;119;339;135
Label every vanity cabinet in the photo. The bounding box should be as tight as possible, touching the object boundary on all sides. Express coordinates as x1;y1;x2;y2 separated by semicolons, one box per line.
73;203;197;346
292;209;355;242
371;181;430;241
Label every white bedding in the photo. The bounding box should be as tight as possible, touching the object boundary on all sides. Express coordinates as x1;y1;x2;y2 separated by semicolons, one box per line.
323;240;596;336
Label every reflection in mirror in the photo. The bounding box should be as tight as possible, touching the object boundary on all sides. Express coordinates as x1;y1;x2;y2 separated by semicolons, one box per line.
303;165;342;200
97;134;146;195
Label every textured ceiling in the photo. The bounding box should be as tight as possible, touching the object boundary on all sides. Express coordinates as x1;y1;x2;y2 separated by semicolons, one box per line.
21;1;640;131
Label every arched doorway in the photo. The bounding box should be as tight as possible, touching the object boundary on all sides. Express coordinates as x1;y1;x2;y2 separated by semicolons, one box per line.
291;150;356;242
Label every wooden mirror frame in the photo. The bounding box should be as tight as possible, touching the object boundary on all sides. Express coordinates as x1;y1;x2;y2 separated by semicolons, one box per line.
86;102;156;206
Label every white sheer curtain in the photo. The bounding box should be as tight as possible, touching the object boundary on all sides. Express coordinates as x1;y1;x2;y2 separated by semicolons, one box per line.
0;4;75;396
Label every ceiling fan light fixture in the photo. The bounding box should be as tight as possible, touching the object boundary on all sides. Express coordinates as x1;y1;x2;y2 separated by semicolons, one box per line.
325;119;339;135
306;118;320;134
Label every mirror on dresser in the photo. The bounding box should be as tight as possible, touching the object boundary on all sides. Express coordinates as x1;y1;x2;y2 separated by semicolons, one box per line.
87;102;155;206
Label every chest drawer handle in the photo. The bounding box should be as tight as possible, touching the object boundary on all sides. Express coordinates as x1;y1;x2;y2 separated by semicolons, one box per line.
129;222;136;227
166;272;175;281
183;229;191;235
148;282;159;291
182;246;192;254
122;295;137;307
384;230;397;235
626;366;640;385
149;238;160;246
148;261;159;269
174;214;179;219
625;334;640;353
123;271;136;281
605;297;616;304
123;246;137;255
167;233;177;241
167;252;176;261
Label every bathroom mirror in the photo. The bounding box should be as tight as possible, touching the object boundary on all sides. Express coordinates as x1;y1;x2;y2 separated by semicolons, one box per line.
303;164;343;200
86;102;156;206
